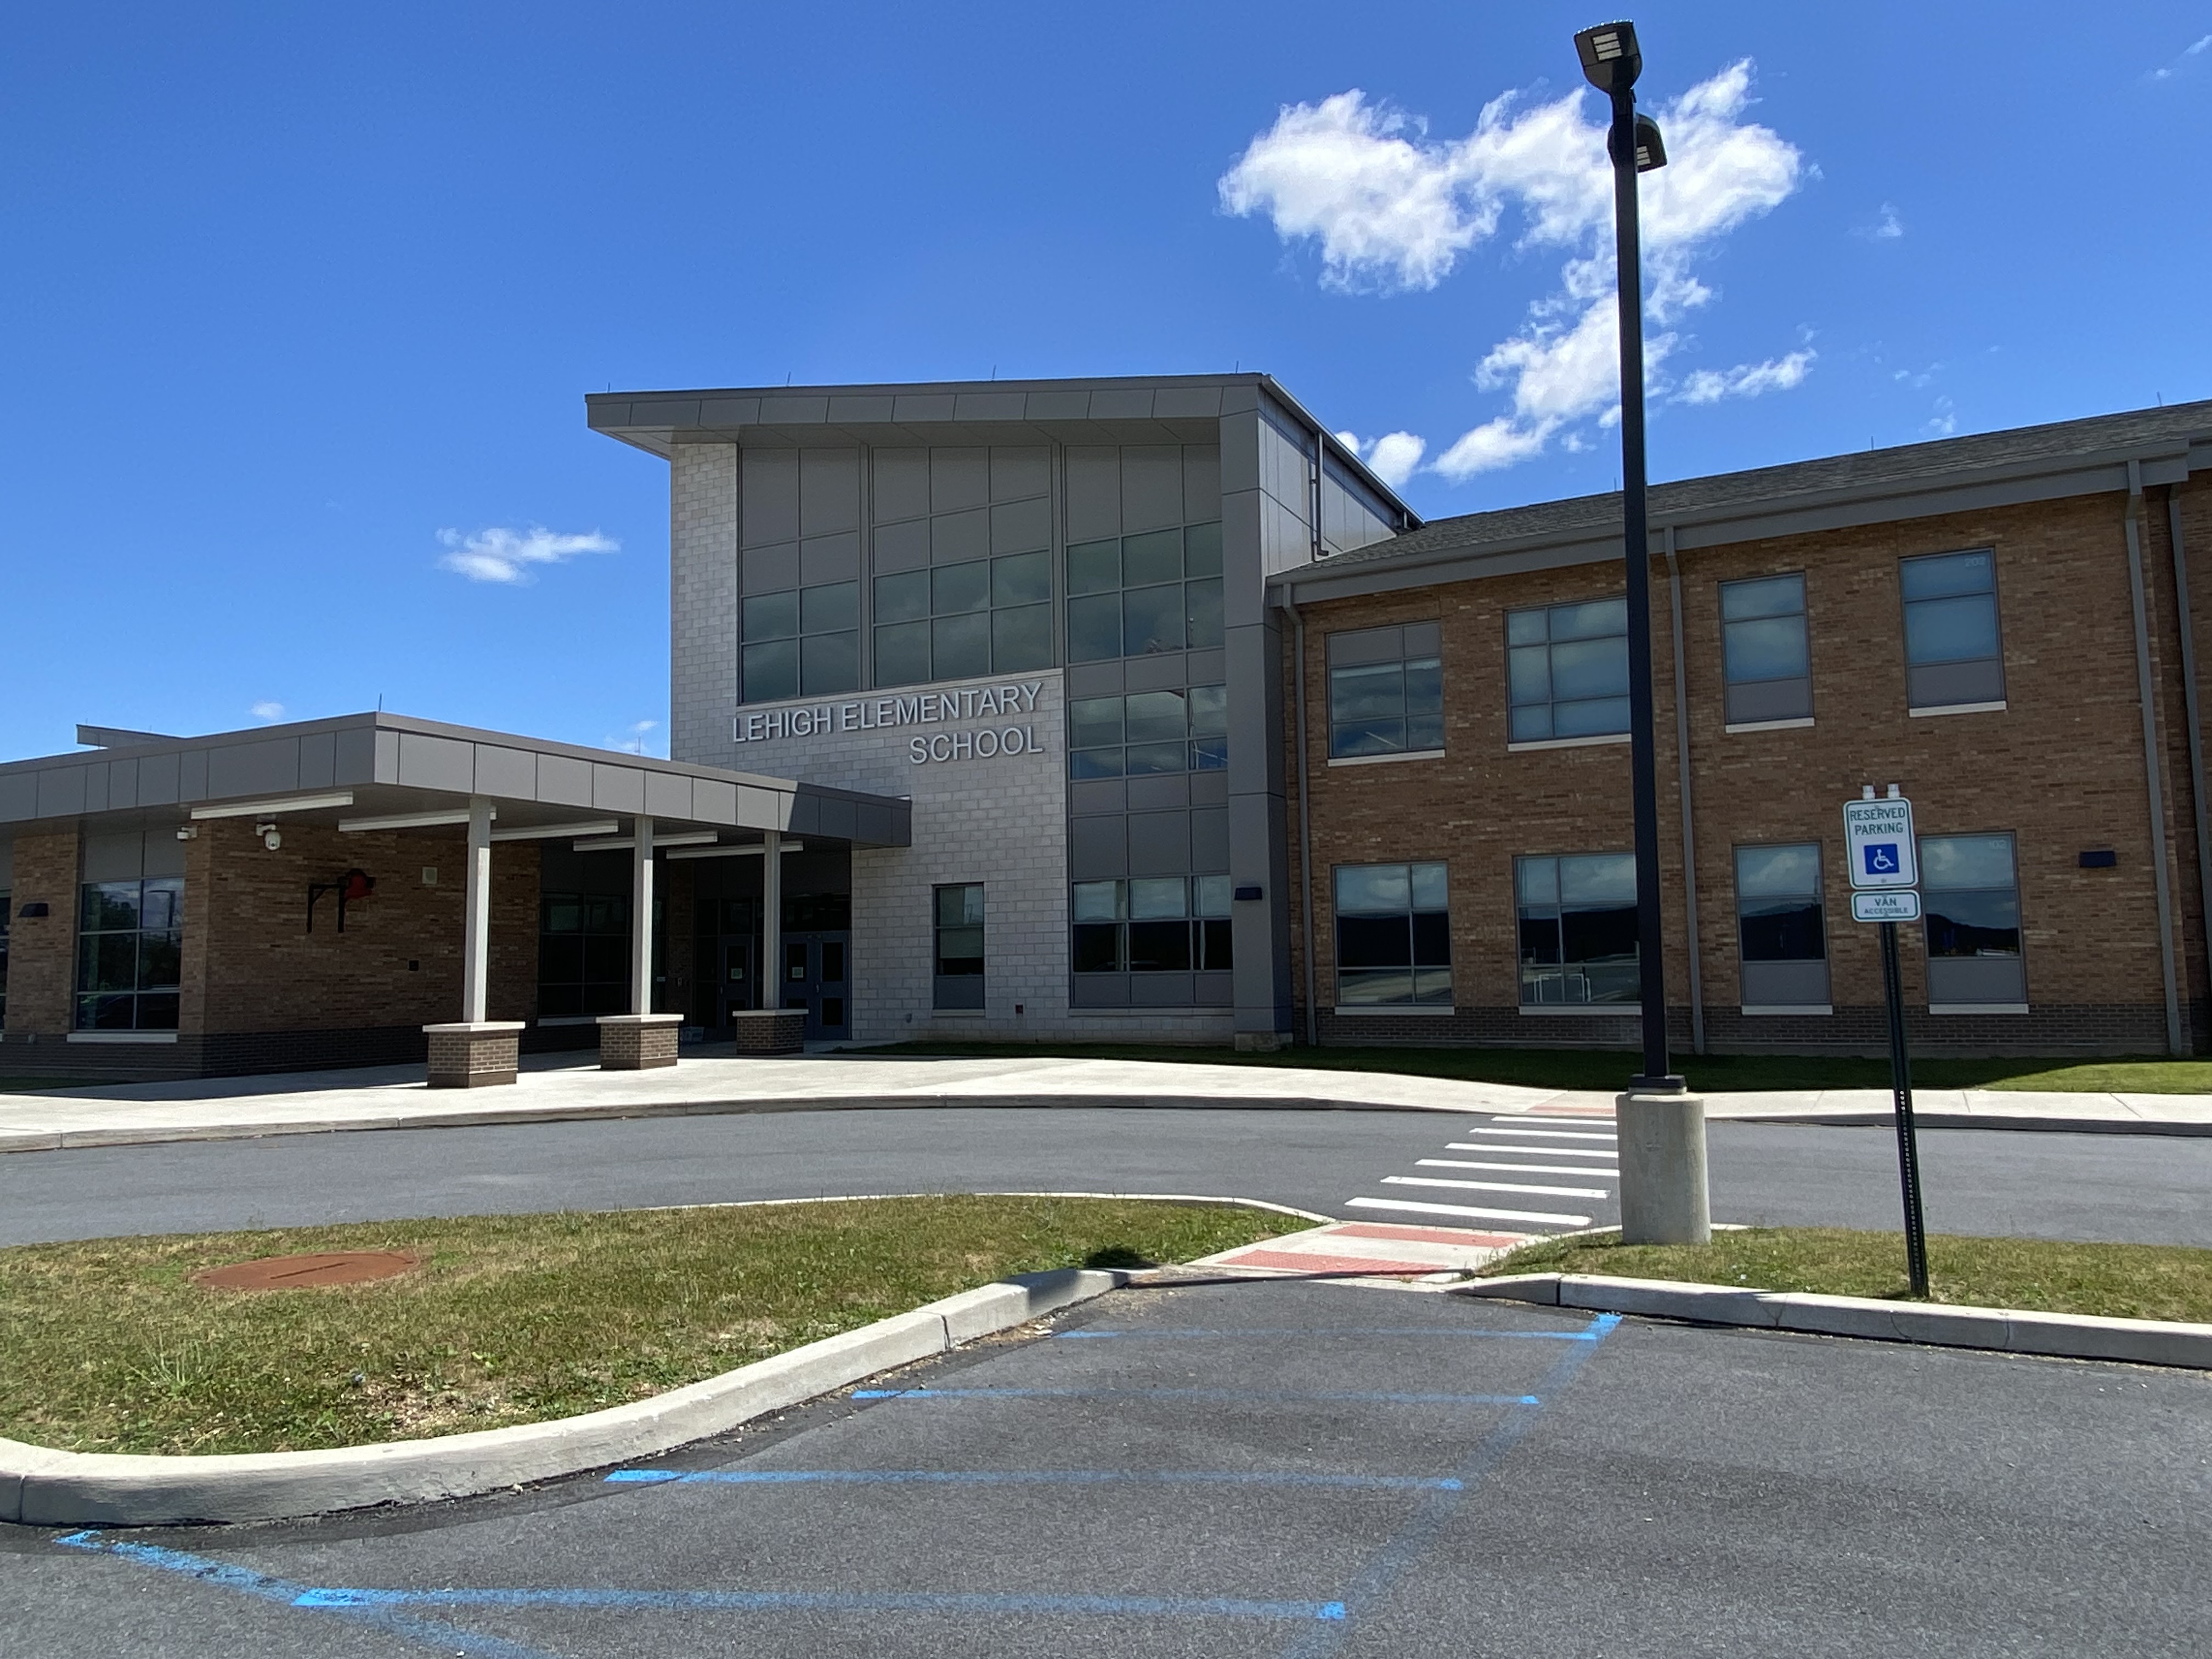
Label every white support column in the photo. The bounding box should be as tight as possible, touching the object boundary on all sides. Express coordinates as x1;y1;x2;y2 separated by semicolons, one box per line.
461;795;494;1024
759;829;782;1011
631;816;655;1015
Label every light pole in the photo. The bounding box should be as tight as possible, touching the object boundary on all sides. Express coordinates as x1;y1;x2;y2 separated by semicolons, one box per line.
1575;19;1709;1244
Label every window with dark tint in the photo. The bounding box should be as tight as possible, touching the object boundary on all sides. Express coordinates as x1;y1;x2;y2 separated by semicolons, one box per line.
743;578;860;702
1333;862;1451;1007
1328;623;1443;758
1901;550;2004;709
1506;599;1629;743
1720;574;1812;725
934;884;984;1009
0;884;9;1025
1734;843;1828;1008
1921;832;2025;1006
76;876;183;1030
1066;522;1224;663
538;889;631;1018
1070;876;1232;976
1067;684;1227;778
874;550;1053;689
1516;853;1637;1005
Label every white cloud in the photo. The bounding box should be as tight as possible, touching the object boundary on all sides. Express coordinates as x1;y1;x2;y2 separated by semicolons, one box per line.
249;700;285;721
1674;349;1816;405
438;526;617;584
1858;202;1904;240
1223;60;1807;478
607;719;659;756
2153;33;2211;78
1925;396;1958;437
1337;430;1427;487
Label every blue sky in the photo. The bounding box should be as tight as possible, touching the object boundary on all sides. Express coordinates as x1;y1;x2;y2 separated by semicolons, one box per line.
4;3;2208;761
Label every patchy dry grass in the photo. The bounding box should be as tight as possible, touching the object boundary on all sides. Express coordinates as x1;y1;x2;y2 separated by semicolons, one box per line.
0;1195;1301;1457
1490;1227;2212;1322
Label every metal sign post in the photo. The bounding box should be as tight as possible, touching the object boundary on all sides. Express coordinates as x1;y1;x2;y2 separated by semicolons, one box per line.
1847;787;1929;1297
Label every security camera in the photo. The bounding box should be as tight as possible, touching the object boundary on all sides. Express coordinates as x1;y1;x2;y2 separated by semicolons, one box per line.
263;828;283;851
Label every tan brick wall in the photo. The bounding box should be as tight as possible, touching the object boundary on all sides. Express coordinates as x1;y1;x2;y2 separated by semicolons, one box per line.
1;828;80;1035
189;821;539;1034
1288;490;2210;1054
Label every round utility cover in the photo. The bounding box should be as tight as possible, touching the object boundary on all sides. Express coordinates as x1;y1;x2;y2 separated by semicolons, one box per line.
194;1250;420;1291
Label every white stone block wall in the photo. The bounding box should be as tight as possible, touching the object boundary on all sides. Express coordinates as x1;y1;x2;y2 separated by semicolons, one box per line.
670;445;737;765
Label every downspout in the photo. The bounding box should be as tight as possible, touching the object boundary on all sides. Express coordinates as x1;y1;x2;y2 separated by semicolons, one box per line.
2123;459;2183;1053
1664;528;1706;1055
2166;490;2212;1044
1287;595;1320;1047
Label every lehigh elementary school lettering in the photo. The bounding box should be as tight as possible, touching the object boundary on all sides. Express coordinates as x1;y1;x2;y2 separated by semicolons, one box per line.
732;681;1046;765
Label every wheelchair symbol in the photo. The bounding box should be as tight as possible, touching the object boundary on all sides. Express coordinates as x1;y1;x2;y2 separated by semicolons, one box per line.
1863;843;1900;876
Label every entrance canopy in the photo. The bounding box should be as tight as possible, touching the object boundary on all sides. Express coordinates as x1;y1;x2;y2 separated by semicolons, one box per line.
0;712;911;850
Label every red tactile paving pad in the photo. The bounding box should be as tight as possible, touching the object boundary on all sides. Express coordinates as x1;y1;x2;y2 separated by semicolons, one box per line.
194;1250;421;1291
1328;1222;1533;1248
1217;1249;1445;1277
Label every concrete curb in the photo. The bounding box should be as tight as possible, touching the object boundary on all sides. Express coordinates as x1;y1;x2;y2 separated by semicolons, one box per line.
1458;1273;2212;1368
0;1091;1492;1156
1716;1111;2212;1137
0;1267;1126;1528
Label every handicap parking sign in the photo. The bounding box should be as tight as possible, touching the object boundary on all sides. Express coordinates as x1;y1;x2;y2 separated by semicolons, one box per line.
1842;794;1917;888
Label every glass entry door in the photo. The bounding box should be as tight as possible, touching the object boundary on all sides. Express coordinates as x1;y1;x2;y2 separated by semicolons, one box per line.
782;932;850;1041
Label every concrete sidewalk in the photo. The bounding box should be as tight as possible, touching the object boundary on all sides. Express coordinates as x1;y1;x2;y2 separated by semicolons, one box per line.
0;1049;2207;1153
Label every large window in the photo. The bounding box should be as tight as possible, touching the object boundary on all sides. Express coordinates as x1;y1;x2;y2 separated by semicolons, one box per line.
1068;685;1226;778
1922;832;2025;1007
1735;843;1829;1009
934;884;985;1010
1506;599;1629;743
743;579;859;702
1328;623;1443;759
874;551;1053;689
1333;862;1451;1007
1517;853;1637;1006
1066;522;1223;662
1720;574;1812;725
1901;550;2004;710
539;890;631;1018
76;876;182;1030
1071;876;1232;974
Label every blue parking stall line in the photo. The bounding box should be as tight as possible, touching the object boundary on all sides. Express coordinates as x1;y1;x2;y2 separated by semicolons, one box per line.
293;1584;1348;1623
850;1386;1543;1406
1277;1312;1622;1659
54;1532;561;1659
606;1467;1464;1491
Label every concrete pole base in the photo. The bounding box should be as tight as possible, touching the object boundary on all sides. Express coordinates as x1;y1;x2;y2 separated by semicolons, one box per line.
1616;1091;1711;1246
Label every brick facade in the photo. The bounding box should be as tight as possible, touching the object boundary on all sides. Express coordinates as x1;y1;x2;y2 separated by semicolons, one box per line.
1287;481;2212;1057
0;820;544;1080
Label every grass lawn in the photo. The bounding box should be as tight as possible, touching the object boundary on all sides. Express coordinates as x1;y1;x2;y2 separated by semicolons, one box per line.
1489;1227;2212;1323
0;1196;1301;1458
856;1040;2212;1096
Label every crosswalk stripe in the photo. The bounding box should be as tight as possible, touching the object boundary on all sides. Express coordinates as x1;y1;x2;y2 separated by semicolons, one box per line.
1348;1196;1594;1227
1383;1175;1610;1199
1446;1142;1616;1160
1455;1126;1617;1142
1417;1158;1622;1178
1498;1115;1617;1125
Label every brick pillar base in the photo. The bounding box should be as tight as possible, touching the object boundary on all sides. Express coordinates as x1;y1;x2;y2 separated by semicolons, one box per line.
596;1013;683;1070
727;1009;808;1055
422;1021;526;1087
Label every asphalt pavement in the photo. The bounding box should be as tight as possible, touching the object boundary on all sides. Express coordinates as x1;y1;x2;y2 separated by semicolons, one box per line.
6;1277;2207;1657
2;1105;2210;1248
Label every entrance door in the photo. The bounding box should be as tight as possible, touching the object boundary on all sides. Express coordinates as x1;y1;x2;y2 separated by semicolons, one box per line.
781;931;850;1041
718;934;757;1025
